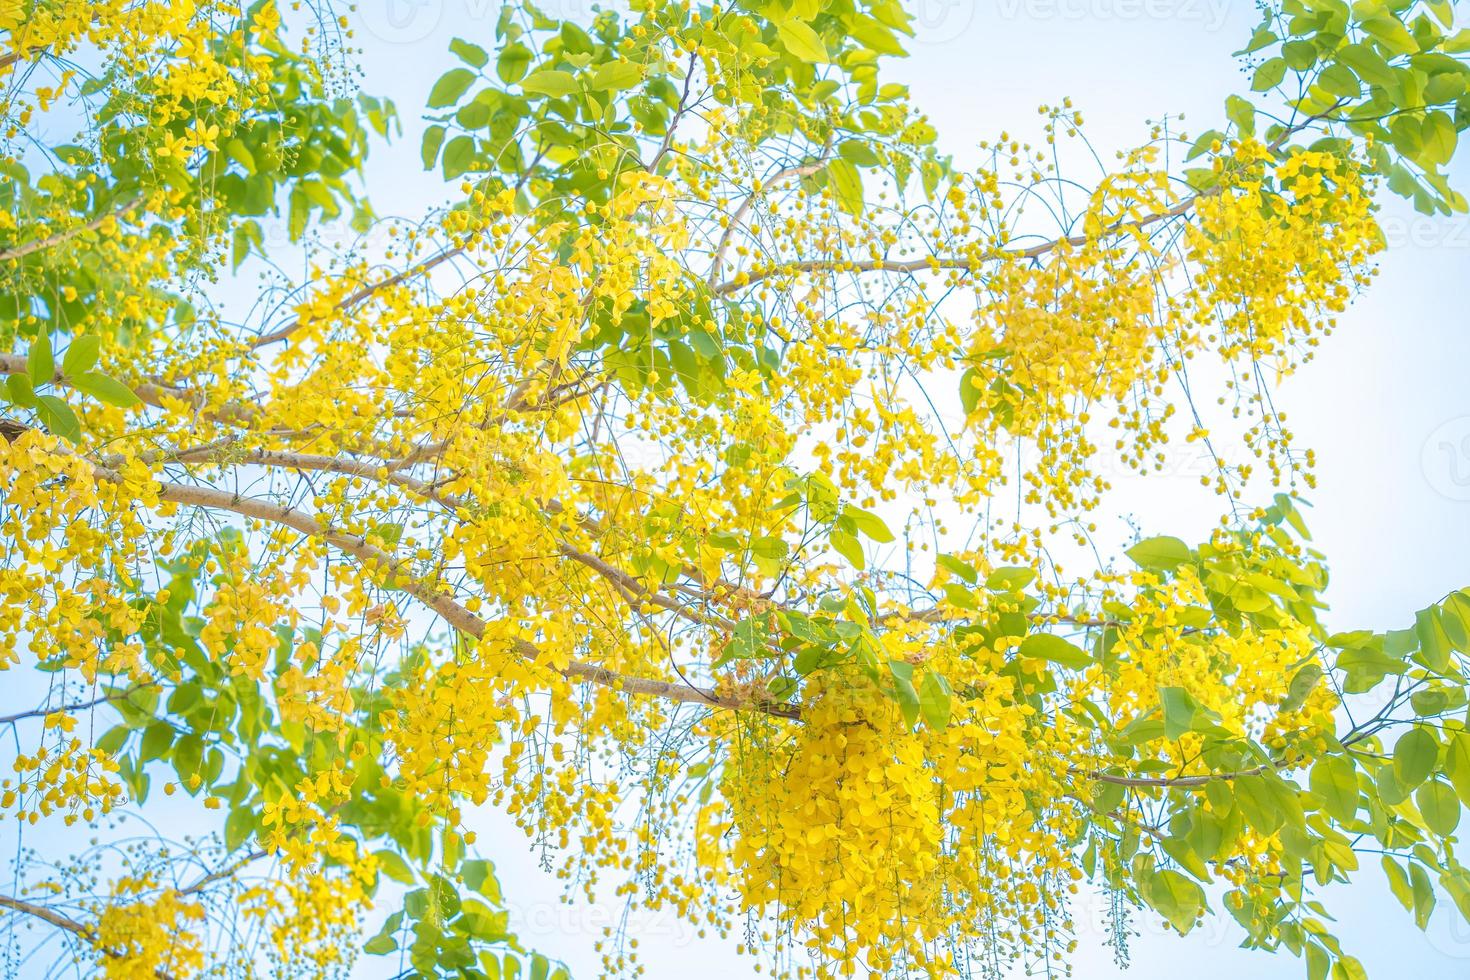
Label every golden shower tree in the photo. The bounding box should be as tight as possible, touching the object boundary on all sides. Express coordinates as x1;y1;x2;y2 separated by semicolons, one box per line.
2;0;1470;977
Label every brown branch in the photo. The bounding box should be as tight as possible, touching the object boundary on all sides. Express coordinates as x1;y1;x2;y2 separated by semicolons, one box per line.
0;197;141;263
132;440;763;647
0;894;92;936
79;462;796;719
556;542;737;632
0;686;153;726
0;353;259;428
178;850;267;896
707;157;828;288
1076;757;1301;789
647;51;699;174
0;41;47;74
0;894;177;980
710;192;1204;295
249;243;467;349
7;419;753;715
709;105;1343;296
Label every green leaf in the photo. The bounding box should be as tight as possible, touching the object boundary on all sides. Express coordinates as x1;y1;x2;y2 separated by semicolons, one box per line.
844;506;893;543
830;527;864;569
919;671;951;730
377;848;416;885
1159;686;1198;741
449;37;489;69
462;858;495;894
1125;536;1191;571
715;613;773;666
95;725;129;755
1018;634;1091;670
1445;731;1470;804
766;675;798;702
958;368;981;416
139;721;173;762
838;139;880;167
826;158;863;216
1317;62;1360;99
224;137;256;174
496;42;533;84
777;20;828;63
5;373;37;409
421;125;446;170
364;911;403;956
72;372;141;408
1417;780;1461;836
1395;727;1439;790
1142;868;1204;934
1383;854;1414;912
590;61;643;92
1417;606;1453;672
1281;663;1323;713
1235;25;1278;56
1336;644;1407;692
35;395;79;442
1310;755;1359;822
1442;594;1470;650
887;661;920;727
1282;39;1317;71
1337;44;1395;89
442;136;478;180
1306;942;1330;980
1423;110;1458;167
61;335;99;377
1225;94;1256;136
224;803;255;851
1251;57;1289;92
521;69;578;98
171;733;203;785
937;554;977;584
1361;15;1419;56
428;68;476;108
28;331;53;386
1410;861;1437;930
986;566;1035;593
1444;868;1470;924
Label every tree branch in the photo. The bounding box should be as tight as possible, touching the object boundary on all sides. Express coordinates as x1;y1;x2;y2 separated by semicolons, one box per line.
249;243;467;349
710;192;1204;295
0;686;152;727
0;894;178;980
0;197;141;263
707;157;828;288
709;106;1343;296
79;461;797;719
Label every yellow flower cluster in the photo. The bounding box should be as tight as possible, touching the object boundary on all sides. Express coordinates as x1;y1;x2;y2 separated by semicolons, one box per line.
2;730;125;825
242;822;377;978
0;4;1408;970
93;877;206;980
